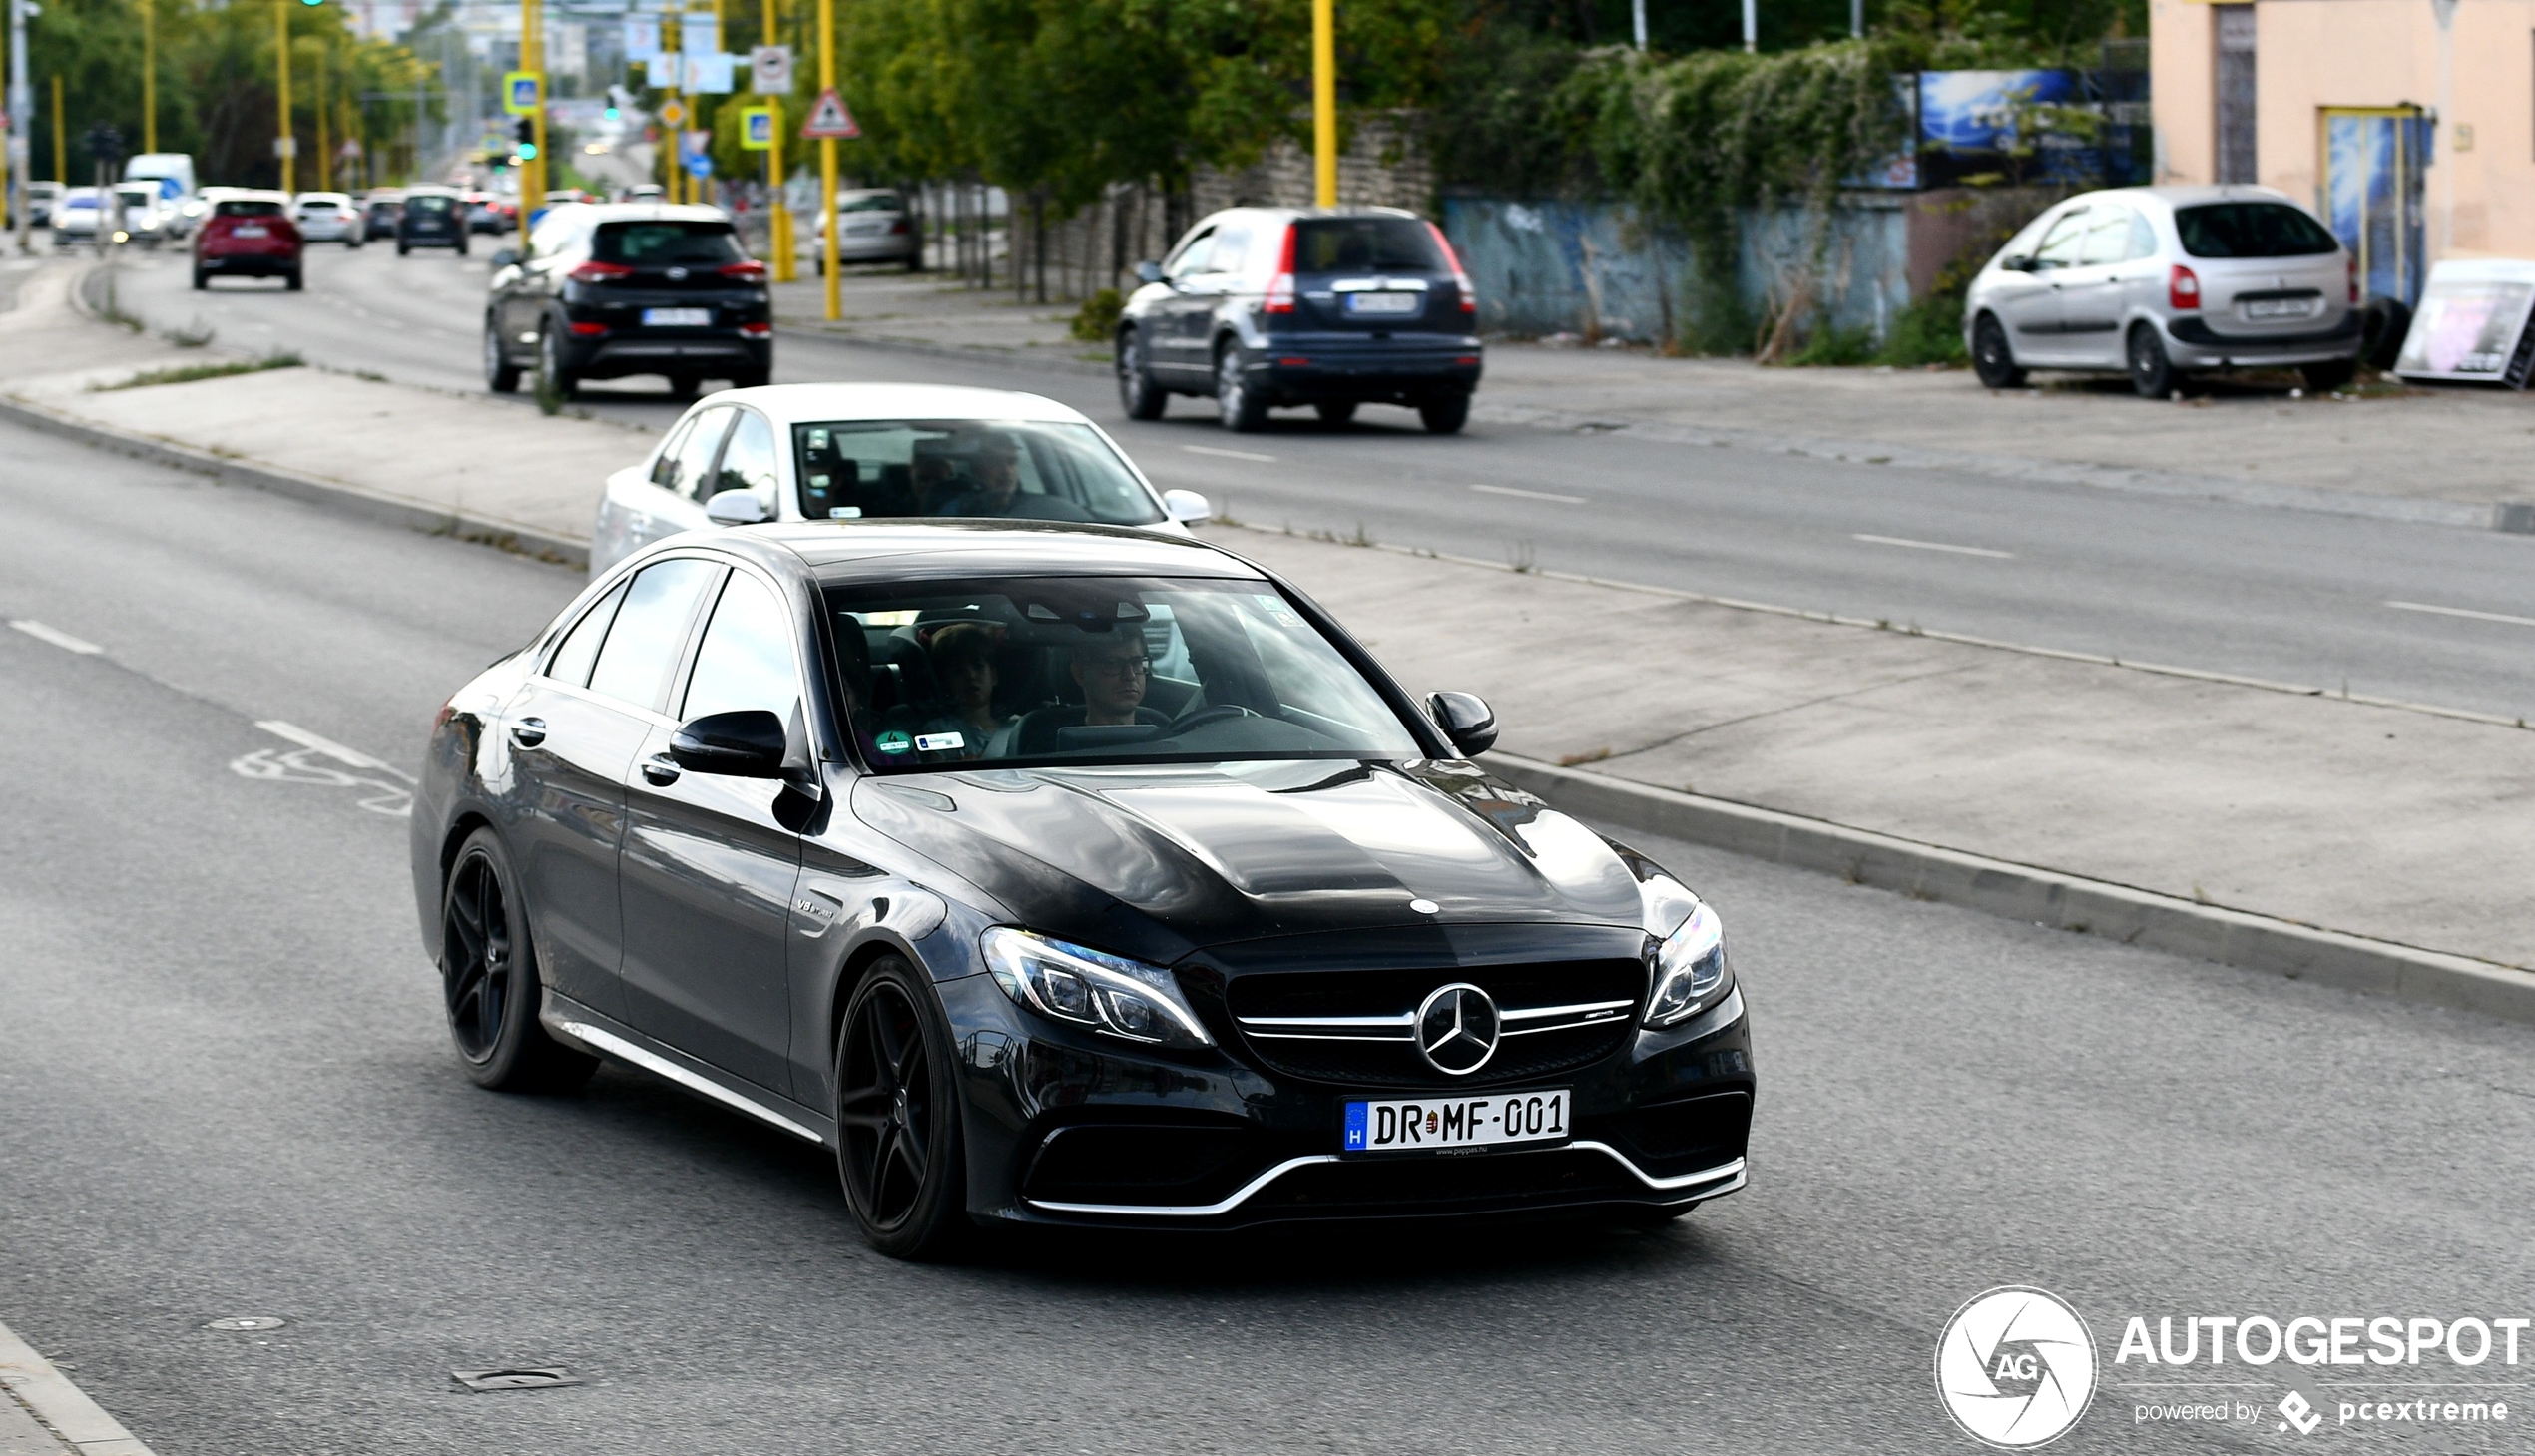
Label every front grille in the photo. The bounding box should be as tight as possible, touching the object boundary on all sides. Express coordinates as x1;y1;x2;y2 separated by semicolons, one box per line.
1226;959;1643;1088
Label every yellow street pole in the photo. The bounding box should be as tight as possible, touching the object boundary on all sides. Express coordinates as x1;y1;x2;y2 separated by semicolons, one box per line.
52;74;66;183
1311;0;1335;207
275;0;294;194
524;0;546;210
764;0;791;279
662;10;681;205
315;52;330;192
817;0;836;319
142;0;157;155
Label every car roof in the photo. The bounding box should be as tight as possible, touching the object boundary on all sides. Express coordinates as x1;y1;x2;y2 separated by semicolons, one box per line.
550;202;730;225
700;520;1265;584
702;382;1098;429
217;190;294;205
1203;206;1426;224
2057;184;2302;214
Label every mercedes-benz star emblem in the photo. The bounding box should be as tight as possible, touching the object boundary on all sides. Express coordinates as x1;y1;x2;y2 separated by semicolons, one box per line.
1414;982;1500;1076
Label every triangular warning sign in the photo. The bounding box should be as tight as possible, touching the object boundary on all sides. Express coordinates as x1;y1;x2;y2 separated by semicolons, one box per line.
801;88;859;140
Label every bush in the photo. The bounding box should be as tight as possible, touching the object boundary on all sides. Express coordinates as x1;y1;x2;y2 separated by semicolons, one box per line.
1873;294;1967;365
1069;288;1123;343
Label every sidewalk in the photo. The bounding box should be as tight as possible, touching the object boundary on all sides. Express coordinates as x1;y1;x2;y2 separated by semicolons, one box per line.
776;268;2535;531
9;257;2531;1010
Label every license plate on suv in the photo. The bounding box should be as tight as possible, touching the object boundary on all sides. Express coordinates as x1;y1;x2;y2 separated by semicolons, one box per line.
1345;291;1422;315
1343;1089;1569;1153
642;307;714;327
2243;297;2318;320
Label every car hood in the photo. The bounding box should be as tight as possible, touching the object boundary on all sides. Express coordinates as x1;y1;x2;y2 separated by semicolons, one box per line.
849;758;1647;965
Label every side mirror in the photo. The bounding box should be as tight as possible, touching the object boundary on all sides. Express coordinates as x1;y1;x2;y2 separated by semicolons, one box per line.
705;489;770;526
1427;691;1498;758
671;709;787;777
1999;255;2033;273
1163;489;1212;524
488;247;519;269
1134;260;1164;285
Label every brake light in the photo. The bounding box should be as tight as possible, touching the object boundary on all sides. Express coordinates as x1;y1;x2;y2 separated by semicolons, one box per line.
2348;251;2360;304
739;321;772;338
568;321;608;337
888;219;909;235
719;259;768;282
2169;263;2201;311
569;260;635;284
1264;225;1296;314
1428;221;1478;313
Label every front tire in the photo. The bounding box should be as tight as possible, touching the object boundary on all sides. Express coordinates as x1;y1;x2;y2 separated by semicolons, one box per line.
1314;400;1357;425
439;828;599;1093
1117;327;1167;420
1972;313;2025;388
1418;392;1471;435
537;327;579;399
2127;322;2177;399
1216;345;1268;433
484;320;521;393
833;958;969;1259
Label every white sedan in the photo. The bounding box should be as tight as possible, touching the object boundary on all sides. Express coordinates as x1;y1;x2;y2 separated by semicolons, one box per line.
815;189;918;267
292;193;363;245
590;382;1210;572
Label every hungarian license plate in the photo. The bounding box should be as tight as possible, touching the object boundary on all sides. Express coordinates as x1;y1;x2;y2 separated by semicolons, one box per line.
235;225;267;238
643;307;713;327
848;223;886;236
1343;1089;1570;1153
1345;291;1421;315
2243;297;2317;320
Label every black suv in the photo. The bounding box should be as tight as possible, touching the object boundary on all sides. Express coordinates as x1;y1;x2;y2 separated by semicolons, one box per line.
482;203;772;398
1116;207;1483;434
395;188;468;255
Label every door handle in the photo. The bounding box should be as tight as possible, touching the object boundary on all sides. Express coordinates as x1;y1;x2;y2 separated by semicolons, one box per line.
509;717;547;748
641;753;682;786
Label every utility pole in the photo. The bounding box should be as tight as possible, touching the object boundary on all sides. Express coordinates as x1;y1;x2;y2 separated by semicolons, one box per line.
1310;0;1334;206
1850;0;1861;37
1741;0;1756;51
523;0;545;212
276;0;295;192
314;45;328;191
816;0;836;318
662;9;681;205
1632;0;1646;50
7;0;28;248
762;0;791;279
51;72;62;183
142;0;156;153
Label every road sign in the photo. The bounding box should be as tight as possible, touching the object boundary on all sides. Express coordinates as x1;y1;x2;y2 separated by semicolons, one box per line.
800;88;858;140
741;106;774;151
749;45;792;95
659;99;688;127
503;71;542;117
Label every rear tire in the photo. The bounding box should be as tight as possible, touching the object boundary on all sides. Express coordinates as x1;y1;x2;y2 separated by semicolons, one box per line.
1314;400;1357;425
1972;313;2025;389
1417;392;1471;435
396;241;410;256
191;268;207;291
666;373;702;399
1117;327;1167;420
484;320;521;393
2300;357;2359;392
2127;322;2176;399
284;268;303;292
537;328;579;400
731;369;772;390
439;828;600;1093
833;958;970;1259
1216;345;1268;433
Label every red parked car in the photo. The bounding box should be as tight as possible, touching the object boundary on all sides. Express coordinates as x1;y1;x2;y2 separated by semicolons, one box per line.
194;192;303;290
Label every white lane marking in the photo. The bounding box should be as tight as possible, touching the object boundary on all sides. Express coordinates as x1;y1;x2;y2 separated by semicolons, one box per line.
1853;532;2016;560
1182;444;1278;463
1471;483;1587;505
9;619;104;654
233;724;414;817
2384;599;2535;630
255;719;413;777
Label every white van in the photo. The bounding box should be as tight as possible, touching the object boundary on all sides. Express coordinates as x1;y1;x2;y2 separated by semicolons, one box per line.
124;153;200;237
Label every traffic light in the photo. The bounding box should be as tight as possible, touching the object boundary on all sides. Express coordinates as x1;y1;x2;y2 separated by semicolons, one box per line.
515;117;537;161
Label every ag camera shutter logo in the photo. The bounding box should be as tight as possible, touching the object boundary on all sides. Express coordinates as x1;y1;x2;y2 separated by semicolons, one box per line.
1935;1286;2100;1448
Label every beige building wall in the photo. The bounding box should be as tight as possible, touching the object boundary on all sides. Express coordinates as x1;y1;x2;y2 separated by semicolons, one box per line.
2151;0;2535;260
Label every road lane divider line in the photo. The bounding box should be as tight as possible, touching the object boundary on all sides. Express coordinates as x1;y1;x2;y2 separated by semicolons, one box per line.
1182;445;1278;463
0;1312;158;1456
8;621;104;655
1471;484;1587;505
254;720;412;779
1853;532;2015;559
1488;751;2535;1029
2385;600;2535;630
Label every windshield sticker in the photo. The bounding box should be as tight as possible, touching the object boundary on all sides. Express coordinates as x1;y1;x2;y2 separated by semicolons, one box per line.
874;730;913;755
915;732;965;752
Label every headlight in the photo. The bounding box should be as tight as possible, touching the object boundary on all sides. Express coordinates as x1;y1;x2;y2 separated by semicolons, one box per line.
1645;900;1728;1027
982;927;1213;1050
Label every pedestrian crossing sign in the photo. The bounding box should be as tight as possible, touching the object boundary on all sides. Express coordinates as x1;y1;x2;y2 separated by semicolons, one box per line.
502;71;541;117
741;106;774;151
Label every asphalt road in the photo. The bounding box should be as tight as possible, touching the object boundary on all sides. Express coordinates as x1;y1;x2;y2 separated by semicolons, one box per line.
5;415;2535;1454
102;242;2535;726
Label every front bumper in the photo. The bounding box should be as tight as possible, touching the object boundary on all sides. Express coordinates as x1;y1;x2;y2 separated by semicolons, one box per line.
944;972;1755;1231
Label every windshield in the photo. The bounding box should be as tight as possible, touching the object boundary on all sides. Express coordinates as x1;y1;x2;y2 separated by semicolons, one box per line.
793;419;1162;526
825;576;1421;771
1292;217;1446;273
595;221;746;264
838;193;903;214
2175;203;2337;258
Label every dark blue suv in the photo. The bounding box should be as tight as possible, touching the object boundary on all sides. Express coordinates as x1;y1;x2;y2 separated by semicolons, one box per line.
1116;208;1483;435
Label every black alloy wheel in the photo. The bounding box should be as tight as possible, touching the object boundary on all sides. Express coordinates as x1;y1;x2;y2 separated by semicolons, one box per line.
1972;313;2025;389
1117;328;1167;420
2127;322;2176;399
1417;392;1470;435
537;327;578;400
1216;345;1268;433
484;321;521;393
833;958;968;1258
1314;400;1357;425
439;828;597;1092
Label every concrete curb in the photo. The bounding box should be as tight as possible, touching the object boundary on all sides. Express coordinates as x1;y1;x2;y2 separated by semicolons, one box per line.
1487;751;2535;1028
774;317;1113;378
0;391;592;570
0;1315;155;1456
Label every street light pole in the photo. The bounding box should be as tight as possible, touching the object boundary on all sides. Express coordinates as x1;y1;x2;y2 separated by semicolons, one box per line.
1310;0;1334;207
817;0;835;319
142;0;155;154
763;0;790;280
275;0;295;193
523;0;544;210
7;0;28;249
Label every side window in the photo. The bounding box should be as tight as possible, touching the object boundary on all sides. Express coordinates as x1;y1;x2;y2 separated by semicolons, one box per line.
661;407;736;502
528;211;575;258
2033;210;2089;269
2078;208;2132;266
648;416;696;489
1208;226;1251;275
1164;228;1215;282
588;559;723;713
2127;212;2161;261
711;410;781;513
545;580;629;687
680;572;802;724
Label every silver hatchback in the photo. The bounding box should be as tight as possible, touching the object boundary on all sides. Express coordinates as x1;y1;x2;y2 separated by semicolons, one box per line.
1965;185;2362;397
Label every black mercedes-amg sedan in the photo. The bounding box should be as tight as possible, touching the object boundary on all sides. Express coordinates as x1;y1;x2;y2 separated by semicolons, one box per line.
409;521;1754;1256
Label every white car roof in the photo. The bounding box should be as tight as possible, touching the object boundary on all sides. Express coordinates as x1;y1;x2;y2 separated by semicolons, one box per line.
294;192;354;205
2052;184;2302;216
708;383;1097;428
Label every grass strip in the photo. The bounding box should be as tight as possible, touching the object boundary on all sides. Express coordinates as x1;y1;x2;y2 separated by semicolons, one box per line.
91;352;304;392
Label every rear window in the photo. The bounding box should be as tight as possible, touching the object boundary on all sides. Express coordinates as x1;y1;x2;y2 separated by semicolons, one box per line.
215;200;284;218
407;194;455;214
595;221;747;265
1292;218;1445;273
2175;203;2337;258
838;193;903;214
793;419;1163;527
